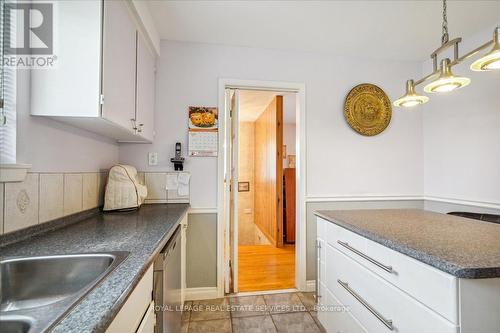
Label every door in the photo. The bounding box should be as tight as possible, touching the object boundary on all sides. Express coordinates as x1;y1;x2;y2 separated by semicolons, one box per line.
136;31;156;141
101;0;137;131
224;88;239;294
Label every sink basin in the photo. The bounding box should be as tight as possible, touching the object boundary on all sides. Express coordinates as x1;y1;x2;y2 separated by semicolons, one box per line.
1;253;125;312
0;252;129;332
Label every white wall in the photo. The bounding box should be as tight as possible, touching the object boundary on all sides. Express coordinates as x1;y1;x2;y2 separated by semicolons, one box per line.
283;94;296;169
283;124;296;169
423;25;500;205
17;70;119;172
119;40;424;208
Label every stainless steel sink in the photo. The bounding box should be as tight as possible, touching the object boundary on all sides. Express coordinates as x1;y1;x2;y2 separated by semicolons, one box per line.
0;252;129;332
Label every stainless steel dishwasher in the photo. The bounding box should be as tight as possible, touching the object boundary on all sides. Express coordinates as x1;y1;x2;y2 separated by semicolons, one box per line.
154;226;182;333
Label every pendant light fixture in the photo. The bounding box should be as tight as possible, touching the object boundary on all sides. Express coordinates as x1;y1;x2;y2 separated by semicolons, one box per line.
470;27;500;71
424;58;470;93
394;0;499;108
393;80;429;107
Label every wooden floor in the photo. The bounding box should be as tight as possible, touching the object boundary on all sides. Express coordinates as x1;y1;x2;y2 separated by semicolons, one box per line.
238;244;295;292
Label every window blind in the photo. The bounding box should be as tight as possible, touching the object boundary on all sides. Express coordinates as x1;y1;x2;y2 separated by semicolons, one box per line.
0;0;17;164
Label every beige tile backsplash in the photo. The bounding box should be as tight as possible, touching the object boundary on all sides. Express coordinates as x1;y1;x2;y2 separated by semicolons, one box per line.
0;170;188;235
145;173;167;200
4;174;40;233
0;172;108;235
82;173;98;211
64;174;83;216
39;174;64;223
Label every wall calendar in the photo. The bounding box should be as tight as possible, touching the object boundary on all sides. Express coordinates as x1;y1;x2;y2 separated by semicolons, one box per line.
188;106;218;157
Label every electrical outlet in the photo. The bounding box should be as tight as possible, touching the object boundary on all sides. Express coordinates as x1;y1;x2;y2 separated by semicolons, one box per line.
148;152;158;166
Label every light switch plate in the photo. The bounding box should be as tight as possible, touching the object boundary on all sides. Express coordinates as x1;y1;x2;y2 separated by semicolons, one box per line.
148;152;158;166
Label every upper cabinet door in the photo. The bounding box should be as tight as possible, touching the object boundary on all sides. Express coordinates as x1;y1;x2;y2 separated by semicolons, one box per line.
101;0;137;131
30;0;102;117
135;33;156;142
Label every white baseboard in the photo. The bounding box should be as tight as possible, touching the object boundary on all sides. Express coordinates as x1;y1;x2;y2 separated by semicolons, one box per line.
305;280;316;292
185;287;219;301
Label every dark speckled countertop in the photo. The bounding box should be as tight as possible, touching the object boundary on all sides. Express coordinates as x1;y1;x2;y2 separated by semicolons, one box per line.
0;203;190;333
315;209;500;279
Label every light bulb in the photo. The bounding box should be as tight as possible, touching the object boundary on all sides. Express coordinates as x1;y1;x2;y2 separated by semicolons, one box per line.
424;59;470;93
471;27;500;71
393;80;429;108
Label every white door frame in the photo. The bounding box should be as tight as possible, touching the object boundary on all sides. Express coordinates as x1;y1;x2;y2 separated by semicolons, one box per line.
217;78;307;297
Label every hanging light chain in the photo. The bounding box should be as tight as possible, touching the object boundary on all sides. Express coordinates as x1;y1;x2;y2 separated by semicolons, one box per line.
441;0;449;45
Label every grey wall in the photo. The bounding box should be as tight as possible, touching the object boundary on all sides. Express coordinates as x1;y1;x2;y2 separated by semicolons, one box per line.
186;213;217;288
306;199;424;280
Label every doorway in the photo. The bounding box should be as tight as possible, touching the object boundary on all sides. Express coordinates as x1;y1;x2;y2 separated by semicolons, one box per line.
222;86;301;294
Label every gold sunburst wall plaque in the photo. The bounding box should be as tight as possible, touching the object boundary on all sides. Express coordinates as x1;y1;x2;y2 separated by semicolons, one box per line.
344;83;392;136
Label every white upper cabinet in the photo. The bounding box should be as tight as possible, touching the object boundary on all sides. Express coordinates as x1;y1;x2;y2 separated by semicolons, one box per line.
30;1;102;118
101;0;137;133
135;32;156;142
30;0;157;143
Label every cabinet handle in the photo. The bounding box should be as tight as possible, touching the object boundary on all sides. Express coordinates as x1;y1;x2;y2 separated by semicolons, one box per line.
338;279;394;331
337;240;393;273
315;240;321;302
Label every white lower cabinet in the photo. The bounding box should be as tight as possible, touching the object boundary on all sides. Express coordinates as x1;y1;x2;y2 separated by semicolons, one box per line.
106;265;154;333
318;281;365;333
325;245;457;333
136;302;156;333
316;217;500;333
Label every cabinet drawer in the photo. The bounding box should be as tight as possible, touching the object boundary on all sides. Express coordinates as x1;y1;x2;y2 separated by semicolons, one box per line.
325;245;458;333
324;220;458;324
318;281;366;333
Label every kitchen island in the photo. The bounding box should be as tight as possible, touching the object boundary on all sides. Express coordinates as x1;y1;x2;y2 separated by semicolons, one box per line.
315;209;500;333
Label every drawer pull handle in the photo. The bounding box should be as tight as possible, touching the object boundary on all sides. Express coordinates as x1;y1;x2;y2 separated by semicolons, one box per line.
337;240;393;273
338;279;394;331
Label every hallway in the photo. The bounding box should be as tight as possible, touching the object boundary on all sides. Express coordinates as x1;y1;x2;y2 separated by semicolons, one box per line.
238;245;295;292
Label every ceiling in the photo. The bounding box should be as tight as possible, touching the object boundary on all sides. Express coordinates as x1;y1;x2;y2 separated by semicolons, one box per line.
239;90;277;122
239;90;296;124
147;1;499;61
